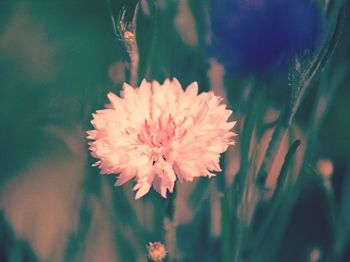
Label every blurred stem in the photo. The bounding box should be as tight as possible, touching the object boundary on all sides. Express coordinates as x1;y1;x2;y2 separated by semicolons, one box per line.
256;114;289;191
124;3;140;86
231;86;265;262
233;142;260;262
255;184;300;261
215;150;230;262
248;140;301;251
331;169;350;260
220;192;230;262
273;140;301;199
325;181;338;235
304;63;346;164
164;184;177;262
236;86;264;196
127;34;139;86
145;0;159;79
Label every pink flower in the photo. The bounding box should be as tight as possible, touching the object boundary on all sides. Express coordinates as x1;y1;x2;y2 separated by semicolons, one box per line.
87;78;236;199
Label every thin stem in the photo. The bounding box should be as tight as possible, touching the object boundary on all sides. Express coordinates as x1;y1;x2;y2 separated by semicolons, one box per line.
164;184;177;262
248;140;301;251
273;140;301;199
127;33;140;86
128;2;140;86
256;116;289;190
220;191;230;262
145;0;159;79
231;86;265;262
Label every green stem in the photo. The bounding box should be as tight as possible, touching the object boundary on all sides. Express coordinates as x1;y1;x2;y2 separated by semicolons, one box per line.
145;0;159;79
231;86;265;261
164;184;177;261
248;140;301;251
220;192;230;262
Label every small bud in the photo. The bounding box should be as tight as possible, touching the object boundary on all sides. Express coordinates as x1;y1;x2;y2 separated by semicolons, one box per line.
295;58;301;72
123;31;135;44
147;242;167;262
316;159;333;179
316;158;334;189
309;246;322;262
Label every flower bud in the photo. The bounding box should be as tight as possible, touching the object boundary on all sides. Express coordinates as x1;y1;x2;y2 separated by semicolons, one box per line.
147;242;167;262
123;31;135;44
316;159;333;179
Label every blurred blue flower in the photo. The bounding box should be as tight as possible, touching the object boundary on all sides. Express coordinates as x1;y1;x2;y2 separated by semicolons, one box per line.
209;0;323;74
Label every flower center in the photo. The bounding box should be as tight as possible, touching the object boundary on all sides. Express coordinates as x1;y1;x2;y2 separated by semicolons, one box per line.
137;115;178;164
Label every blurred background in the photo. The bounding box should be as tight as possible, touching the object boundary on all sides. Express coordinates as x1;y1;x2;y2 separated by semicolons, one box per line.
0;0;350;261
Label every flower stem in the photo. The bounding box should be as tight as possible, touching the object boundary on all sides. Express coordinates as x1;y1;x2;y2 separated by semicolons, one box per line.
220;193;230;262
164;184;177;261
145;0;159;79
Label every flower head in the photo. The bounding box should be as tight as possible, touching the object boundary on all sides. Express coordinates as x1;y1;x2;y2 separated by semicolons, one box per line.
147;242;167;262
87;78;236;199
209;0;323;74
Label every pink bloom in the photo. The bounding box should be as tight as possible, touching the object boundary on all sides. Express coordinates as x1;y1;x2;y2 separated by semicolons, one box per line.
87;78;236;199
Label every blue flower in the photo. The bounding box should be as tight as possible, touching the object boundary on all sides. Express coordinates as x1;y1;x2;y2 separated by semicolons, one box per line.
209;0;323;74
